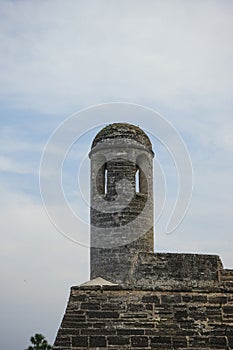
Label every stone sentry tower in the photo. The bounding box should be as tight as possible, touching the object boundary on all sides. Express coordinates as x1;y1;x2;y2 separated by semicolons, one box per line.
89;123;154;284
53;122;233;350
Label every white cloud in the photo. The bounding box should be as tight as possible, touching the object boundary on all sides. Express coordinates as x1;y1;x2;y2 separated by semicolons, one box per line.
0;0;232;158
0;126;42;153
0;0;233;114
0;186;89;349
0;155;36;174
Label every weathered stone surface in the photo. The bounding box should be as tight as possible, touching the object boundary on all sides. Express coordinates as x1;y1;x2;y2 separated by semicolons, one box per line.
53;285;233;349
91;123;153;151
129;252;223;289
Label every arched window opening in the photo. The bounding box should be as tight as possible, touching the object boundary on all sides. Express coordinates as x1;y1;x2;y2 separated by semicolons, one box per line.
135;168;140;193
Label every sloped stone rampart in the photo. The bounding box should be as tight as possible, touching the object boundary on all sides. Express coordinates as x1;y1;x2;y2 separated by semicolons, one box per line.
53;282;233;349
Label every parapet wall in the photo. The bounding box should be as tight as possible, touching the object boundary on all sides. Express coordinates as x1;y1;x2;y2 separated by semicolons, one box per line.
53;284;233;349
92;252;230;289
130;252;224;289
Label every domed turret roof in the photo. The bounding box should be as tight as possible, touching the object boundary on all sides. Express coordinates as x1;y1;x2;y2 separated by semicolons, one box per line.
91;123;152;151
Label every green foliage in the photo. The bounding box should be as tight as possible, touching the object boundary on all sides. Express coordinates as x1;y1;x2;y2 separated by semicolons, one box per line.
25;333;52;350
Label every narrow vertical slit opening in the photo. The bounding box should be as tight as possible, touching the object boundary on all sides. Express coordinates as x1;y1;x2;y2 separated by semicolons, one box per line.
135;168;140;193
104;167;108;195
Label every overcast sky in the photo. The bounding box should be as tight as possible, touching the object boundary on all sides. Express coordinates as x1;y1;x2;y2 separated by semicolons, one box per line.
0;1;233;349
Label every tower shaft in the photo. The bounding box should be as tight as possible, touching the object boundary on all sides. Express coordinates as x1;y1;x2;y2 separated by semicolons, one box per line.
89;123;154;284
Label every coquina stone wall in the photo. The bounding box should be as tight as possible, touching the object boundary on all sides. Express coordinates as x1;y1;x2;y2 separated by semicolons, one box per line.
53;253;233;349
53;282;233;349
